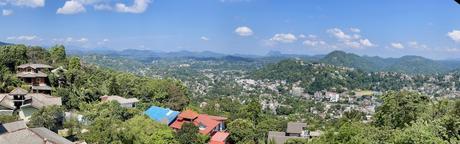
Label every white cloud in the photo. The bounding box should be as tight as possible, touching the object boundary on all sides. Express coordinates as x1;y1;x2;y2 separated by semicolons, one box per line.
303;39;326;47
8;0;45;8
115;0;150;13
2;9;12;16
327;28;374;48
390;42;404;49
57;0;86;15
359;39;374;47
234;26;253;36
407;41;428;49
76;37;88;43
270;33;297;43
7;35;39;41
298;34;306;39
447;30;460;42
93;4;112;10
200;36;209;41
350;28;361;33
97;38;109;45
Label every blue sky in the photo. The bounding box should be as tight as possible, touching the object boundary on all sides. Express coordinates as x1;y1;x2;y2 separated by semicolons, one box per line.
1;0;460;59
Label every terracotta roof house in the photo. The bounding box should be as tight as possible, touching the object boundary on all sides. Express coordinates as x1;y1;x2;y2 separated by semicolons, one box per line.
267;122;321;144
100;95;139;108
170;109;229;144
209;131;230;144
0;121;72;144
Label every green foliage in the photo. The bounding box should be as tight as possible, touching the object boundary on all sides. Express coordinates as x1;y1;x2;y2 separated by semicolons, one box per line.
0;115;18;123
389;120;447;144
176;123;202;144
28;105;65;132
49;45;67;65
122;115;177;144
68;57;81;70
227;119;256;143
80;101;138;122
374;91;429;129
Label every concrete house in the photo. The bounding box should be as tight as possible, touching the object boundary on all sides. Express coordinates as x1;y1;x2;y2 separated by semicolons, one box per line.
16;64;53;94
268;122;322;144
100;95;139;108
0;121;72;144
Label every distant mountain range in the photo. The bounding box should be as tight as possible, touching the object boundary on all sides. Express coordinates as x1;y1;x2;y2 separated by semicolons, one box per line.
1;42;457;74
318;51;460;74
0;41;12;46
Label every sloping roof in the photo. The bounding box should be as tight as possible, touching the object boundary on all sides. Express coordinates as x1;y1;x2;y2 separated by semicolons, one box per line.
16;71;48;78
0;128;72;144
30;127;73;144
178;109;199;120
0;94;15;110
28;94;62;109
193;114;220;135
17;64;53;69
100;95;139;104
286;122;307;134
31;85;52;91
9;88;28;95
209;132;230;144
144;106;179;125
0;121;27;133
267;131;308;144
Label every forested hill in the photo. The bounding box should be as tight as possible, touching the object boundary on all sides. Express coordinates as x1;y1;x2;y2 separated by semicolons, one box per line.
318;50;460;74
251;59;412;93
0;41;11;46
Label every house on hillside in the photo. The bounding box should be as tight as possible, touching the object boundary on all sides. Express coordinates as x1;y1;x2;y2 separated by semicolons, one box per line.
0;121;73;144
100;95;139;108
170;109;229;144
144;106;180;125
0;87;62;122
16;64;53;94
268;122;322;144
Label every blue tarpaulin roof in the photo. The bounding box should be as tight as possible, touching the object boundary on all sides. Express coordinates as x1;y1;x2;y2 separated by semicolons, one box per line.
144;106;179;125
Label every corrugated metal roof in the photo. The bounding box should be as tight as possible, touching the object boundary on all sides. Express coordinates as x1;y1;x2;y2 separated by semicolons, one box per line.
144;106;179;125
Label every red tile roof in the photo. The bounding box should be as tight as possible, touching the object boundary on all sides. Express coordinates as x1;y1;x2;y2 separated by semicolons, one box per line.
170;110;227;136
179;109;199;120
194;114;221;135
209;132;230;144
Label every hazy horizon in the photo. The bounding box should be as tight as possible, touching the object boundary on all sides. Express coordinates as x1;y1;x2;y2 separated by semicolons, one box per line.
1;0;460;59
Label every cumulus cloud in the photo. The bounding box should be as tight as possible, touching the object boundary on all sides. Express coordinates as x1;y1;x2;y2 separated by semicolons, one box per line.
57;0;86;14
350;28;361;33
93;4;112;10
2;9;12;16
5;0;45;8
97;38;109;45
7;35;40;41
327;28;374;48
447;30;460;42
200;36;209;41
407;41;428;49
270;33;297;43
303;39;326;47
390;42;404;49
235;26;253;36
115;0;150;13
52;37;89;44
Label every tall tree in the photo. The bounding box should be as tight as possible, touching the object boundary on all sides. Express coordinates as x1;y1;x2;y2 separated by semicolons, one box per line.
374;91;429;129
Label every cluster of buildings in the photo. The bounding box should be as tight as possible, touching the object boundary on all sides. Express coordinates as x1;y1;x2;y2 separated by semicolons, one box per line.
144;106;229;144
0;120;72;144
0;64;62;121
268;122;321;144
